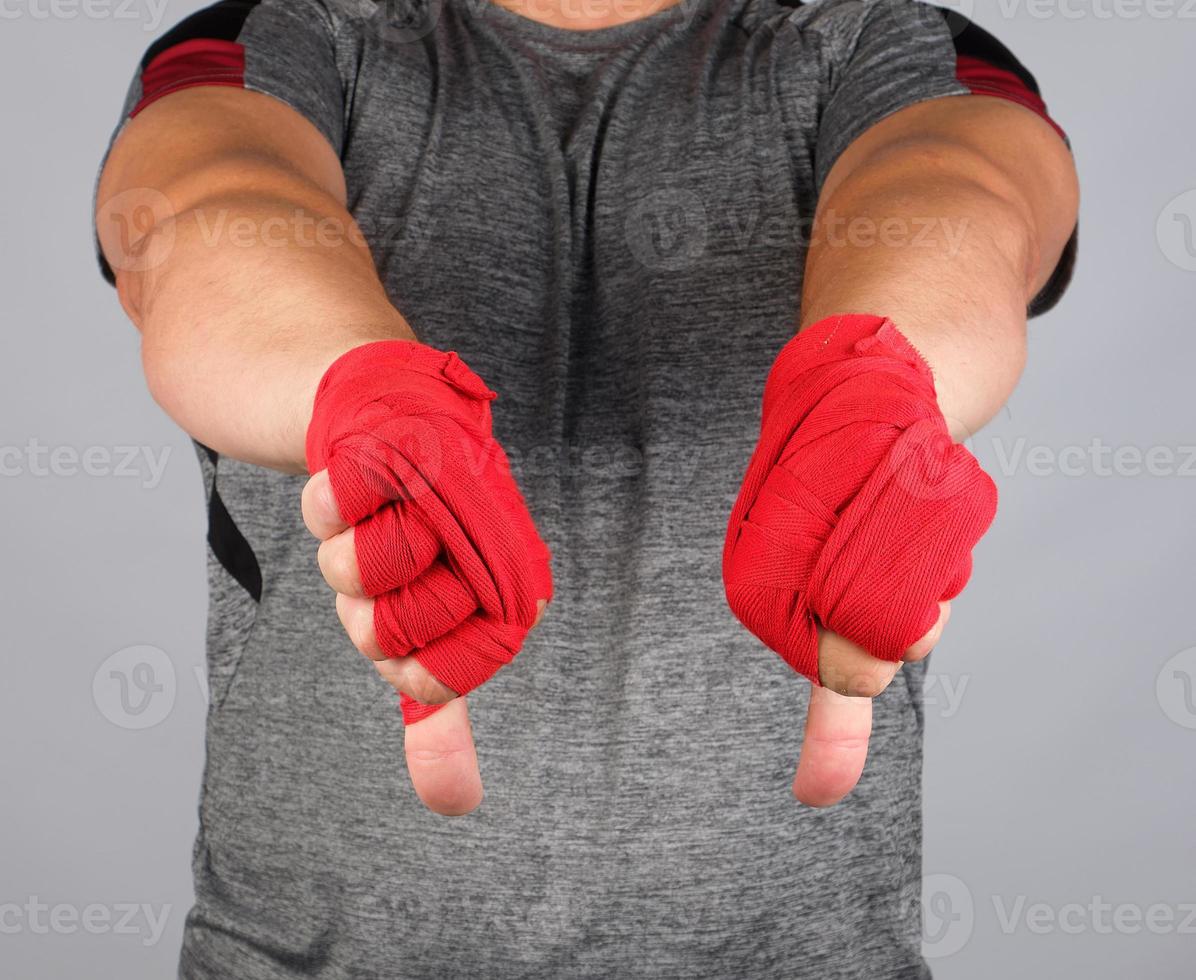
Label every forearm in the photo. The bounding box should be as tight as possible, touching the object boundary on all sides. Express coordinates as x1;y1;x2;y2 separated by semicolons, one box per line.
801;103;1077;440
113;168;412;473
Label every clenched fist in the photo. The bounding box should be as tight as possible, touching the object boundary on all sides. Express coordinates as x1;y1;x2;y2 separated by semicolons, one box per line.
302;340;551;814
724;314;997;806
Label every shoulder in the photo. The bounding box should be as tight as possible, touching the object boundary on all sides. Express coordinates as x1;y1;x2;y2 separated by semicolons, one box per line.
741;0;956;60
245;0;382;37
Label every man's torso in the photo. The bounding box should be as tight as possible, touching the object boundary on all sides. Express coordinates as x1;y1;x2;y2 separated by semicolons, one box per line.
180;0;940;974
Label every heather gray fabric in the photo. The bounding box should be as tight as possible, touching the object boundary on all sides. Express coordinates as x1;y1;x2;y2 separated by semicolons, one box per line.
98;0;1062;976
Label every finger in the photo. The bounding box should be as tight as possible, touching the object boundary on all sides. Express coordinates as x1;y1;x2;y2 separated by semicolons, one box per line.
347;500;442;597
412;615;527;700
487;451;555;603
388;598;547;718
336;592;387;658
816;600;951;693
302;470;349;540
374;655;458;706
403;696;484;816
316;502;442;598
386;597;547;727
817;627;902;699
792;685;872;807
325;417;446;525
374;562;479;656
903;601;950;663
335;591;458;705
318;525;365;596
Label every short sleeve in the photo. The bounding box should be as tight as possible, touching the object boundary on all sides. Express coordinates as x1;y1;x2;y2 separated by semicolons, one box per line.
94;0;349;284
803;0;1076;316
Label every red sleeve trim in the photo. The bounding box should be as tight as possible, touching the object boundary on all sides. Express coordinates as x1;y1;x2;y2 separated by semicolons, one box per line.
955;54;1067;141
131;38;246;117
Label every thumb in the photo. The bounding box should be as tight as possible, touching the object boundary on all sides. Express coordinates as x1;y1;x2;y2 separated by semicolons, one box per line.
792;685;873;808
402;696;484;816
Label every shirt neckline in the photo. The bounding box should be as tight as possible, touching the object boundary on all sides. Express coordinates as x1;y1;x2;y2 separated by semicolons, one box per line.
460;0;715;49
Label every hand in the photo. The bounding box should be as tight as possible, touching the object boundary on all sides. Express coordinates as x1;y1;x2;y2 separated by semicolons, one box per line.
723;315;997;807
303;341;552;816
302;474;547;816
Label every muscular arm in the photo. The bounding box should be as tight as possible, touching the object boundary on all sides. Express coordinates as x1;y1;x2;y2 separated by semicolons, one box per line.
784;94;1078;806
97;88;516;816
802;94;1079;439
96;87;414;472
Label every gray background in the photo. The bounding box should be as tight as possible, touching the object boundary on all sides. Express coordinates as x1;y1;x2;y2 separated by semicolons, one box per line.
1;0;1193;976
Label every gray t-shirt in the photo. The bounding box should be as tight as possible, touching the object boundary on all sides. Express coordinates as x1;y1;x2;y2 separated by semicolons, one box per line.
97;0;1071;975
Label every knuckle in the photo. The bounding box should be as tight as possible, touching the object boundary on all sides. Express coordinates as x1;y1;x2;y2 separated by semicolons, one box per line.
301;471;341;537
334;542;363;595
398;662;456;705
336;595;377;657
847;667;893;699
300;479;321;536
319;536;362;595
824;663;891;699
318;474;340;521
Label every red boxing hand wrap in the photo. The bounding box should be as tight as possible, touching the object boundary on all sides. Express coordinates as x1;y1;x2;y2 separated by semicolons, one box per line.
306;341;552;724
723;314;997;683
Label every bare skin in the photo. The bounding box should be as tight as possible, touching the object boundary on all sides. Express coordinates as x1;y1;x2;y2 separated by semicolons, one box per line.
97;0;1077;816
489;0;687;30
794;94;1077;805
